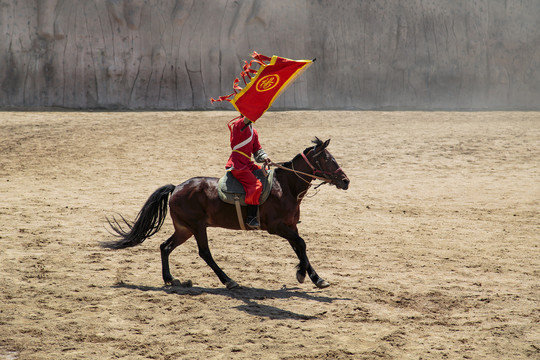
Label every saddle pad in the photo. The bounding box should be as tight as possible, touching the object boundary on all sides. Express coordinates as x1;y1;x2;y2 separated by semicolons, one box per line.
218;169;275;206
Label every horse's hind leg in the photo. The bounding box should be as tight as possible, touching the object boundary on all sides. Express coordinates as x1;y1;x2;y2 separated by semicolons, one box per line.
193;224;238;289
160;228;192;286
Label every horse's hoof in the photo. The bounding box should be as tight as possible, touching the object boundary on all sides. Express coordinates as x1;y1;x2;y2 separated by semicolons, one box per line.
316;279;330;288
225;280;240;289
296;271;306;283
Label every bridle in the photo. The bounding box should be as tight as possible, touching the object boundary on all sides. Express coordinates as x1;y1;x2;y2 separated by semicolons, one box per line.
270;147;342;185
301;149;343;182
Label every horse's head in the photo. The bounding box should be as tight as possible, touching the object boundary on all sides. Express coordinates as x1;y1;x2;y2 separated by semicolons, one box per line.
303;138;350;190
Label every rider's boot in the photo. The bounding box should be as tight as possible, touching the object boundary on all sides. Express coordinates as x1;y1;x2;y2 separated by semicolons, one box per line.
246;205;260;229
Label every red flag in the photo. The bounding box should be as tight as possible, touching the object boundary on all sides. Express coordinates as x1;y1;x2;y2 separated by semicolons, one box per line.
211;52;313;122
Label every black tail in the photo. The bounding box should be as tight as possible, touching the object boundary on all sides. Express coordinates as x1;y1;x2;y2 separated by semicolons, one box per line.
104;184;176;249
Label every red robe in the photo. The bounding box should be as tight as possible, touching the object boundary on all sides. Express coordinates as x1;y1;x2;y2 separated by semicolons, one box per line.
225;118;262;171
225;118;263;205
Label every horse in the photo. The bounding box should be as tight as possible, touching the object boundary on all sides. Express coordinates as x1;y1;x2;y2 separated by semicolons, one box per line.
105;137;350;289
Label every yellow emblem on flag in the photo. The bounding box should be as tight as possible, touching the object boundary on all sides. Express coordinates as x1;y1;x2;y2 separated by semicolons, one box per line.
256;75;280;92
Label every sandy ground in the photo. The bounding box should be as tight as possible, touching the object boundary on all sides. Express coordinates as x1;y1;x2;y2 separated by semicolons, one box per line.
0;110;539;360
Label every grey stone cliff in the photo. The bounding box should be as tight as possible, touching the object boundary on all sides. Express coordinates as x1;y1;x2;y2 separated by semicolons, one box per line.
1;0;539;110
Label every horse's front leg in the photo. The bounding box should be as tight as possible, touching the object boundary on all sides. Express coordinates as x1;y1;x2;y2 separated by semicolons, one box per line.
294;239;330;289
273;225;330;288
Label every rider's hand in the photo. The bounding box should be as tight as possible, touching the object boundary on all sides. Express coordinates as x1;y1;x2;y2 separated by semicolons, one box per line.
263;157;272;166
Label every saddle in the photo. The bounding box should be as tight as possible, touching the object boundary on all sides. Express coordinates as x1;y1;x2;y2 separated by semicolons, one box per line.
217;169;275;206
217;169;275;230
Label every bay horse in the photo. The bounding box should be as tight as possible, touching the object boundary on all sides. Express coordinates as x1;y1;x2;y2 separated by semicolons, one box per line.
105;137;349;289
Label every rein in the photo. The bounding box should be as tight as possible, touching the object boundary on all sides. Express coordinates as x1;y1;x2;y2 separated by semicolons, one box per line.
269;161;330;183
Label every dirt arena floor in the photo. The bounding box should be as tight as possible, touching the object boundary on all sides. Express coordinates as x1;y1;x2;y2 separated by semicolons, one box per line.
0;110;538;359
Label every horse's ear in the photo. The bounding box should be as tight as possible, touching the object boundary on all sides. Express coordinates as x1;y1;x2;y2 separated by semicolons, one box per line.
323;139;331;148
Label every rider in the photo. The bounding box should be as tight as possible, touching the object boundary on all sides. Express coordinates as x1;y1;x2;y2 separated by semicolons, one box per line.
226;115;271;229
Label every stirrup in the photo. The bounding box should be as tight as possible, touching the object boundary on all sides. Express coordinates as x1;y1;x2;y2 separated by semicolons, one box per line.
245;217;260;229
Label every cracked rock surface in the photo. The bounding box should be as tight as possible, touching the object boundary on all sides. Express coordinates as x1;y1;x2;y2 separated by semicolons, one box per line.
1;0;539;110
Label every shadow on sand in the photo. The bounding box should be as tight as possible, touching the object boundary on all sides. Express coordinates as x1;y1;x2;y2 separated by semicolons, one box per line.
113;282;351;320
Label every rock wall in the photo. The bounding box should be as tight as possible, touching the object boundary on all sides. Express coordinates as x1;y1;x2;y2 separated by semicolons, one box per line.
1;0;539;110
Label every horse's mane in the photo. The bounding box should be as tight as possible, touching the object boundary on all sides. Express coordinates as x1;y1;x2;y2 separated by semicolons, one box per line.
279;155;301;169
311;137;324;147
279;137;323;169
